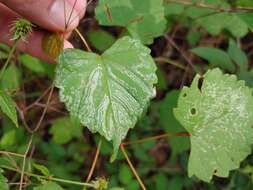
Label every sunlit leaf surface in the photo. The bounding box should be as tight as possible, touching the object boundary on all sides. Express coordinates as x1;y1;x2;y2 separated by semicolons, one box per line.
174;68;253;182
55;36;157;159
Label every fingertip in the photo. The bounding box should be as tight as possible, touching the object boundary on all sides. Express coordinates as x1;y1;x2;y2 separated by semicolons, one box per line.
64;40;73;49
3;0;82;32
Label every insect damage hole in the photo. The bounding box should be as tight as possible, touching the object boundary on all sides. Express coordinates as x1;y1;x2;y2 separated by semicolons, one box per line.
190;108;197;115
197;76;204;91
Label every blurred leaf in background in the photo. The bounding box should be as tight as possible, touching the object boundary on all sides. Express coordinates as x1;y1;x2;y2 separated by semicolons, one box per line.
87;30;116;52
0;169;9;190
49;117;82;145
95;0;167;44
159;90;190;161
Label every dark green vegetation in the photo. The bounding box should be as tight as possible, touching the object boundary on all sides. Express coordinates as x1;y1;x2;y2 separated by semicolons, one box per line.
1;0;253;189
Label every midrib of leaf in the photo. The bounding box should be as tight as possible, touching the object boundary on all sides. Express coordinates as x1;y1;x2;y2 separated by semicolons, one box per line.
0;91;17;127
100;56;117;136
0;93;12;114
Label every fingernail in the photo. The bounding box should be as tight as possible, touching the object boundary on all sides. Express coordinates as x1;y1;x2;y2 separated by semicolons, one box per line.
49;0;79;32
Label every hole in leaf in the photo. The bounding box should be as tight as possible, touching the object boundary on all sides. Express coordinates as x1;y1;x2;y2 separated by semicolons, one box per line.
183;93;187;97
198;76;204;91
190;108;196;115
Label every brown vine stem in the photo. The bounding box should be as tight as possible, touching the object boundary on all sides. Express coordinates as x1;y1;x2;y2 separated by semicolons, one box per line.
154;57;187;71
31;84;54;133
122;132;190;146
165;0;253;13
164;34;197;74
24;85;52;111
85;139;102;183
74;28;92;52
120;144;147;190
19;135;33;190
16;104;32;133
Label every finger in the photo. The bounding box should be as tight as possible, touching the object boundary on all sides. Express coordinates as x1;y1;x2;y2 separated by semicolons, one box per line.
0;4;73;63
66;0;87;19
0;0;86;32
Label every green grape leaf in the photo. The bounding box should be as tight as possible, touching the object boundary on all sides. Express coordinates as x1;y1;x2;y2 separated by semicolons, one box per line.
174;68;253;182
95;0;166;44
0;169;9;190
49;117;82;144
0;91;18;127
34;182;64;190
55;36;157;160
191;47;235;72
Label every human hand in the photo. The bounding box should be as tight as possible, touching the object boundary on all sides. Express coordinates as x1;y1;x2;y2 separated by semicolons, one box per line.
0;0;86;62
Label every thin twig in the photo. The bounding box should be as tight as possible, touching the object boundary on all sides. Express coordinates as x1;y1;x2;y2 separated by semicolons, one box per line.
4;153;21;173
165;0;253;13
31;84;54;133
0;151;24;158
16;104;32;133
19;135;33;190
120;144;147;190
9;182;27;186
85;139;102;183
74;28;92;52
34;102;67;115
1;165;95;188
25;85;52;111
154;57;187;71
164;34;197;73
122;132;190;146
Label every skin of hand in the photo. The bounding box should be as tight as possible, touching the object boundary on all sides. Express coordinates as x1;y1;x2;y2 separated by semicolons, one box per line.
0;0;87;62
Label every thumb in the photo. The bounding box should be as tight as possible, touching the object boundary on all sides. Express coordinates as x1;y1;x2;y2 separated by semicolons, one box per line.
0;0;86;32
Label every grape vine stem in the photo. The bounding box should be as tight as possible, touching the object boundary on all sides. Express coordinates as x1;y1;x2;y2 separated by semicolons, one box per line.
120;144;147;190
122;132;190;146
85;139;102;183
